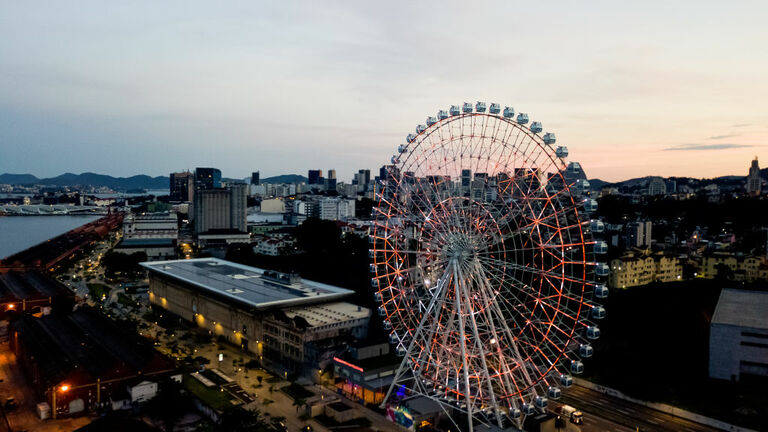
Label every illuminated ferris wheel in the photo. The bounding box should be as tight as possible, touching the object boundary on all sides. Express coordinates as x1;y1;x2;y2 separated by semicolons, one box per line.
369;102;609;431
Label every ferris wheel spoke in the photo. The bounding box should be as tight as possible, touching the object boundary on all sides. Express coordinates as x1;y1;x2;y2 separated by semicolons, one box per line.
476;254;590;288
474;256;586;326
473;263;539;398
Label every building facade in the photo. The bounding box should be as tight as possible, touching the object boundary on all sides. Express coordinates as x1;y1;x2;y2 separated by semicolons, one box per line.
709;289;768;381
609;251;682;289
195;167;222;190
170;172;194;202
142;259;370;377
747;157;761;196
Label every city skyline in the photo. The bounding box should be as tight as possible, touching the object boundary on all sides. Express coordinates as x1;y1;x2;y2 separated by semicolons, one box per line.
1;1;768;182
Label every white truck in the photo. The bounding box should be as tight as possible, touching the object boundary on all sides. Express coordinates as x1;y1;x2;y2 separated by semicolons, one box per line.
557;404;584;425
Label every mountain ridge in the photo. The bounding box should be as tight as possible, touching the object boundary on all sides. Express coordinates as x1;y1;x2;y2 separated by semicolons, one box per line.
1;170;763;191
0;172;311;190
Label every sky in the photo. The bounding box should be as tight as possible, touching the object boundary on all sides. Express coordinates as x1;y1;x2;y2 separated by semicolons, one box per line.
1;1;767;182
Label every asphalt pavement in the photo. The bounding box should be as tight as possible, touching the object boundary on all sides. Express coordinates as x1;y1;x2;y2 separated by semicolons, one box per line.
562;385;722;432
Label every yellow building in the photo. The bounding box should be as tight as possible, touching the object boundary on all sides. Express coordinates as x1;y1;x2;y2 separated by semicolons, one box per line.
609;251;682;289
700;253;767;282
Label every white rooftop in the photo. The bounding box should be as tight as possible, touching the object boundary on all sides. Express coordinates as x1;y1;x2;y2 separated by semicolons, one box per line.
282;302;370;327
711;288;768;330
141;258;354;310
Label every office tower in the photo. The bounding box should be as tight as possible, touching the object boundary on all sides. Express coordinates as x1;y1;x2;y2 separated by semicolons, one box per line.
251;171;260;186
747;157;762;196
170;171;194;201
308;170;322;185
625;221;652;248
358;169;371;185
327;169;336;180
194;189;231;234
193;183;247;235
229;183;247;233
351;169;370;193
379;165;389;182
648;177;667;196
195;167;222;190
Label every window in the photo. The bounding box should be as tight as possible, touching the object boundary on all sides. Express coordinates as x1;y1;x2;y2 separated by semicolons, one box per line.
741;341;768;349
743;331;768;339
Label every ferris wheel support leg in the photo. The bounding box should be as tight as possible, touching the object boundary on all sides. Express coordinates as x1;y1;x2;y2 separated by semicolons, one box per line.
456;264;505;429
378;273;449;409
453;262;474;432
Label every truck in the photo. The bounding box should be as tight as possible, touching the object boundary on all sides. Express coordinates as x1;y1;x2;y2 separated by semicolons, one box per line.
556;404;584;425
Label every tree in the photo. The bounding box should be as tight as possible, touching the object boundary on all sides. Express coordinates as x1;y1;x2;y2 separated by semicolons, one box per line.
292;397;306;413
216;406;275;432
101;251;148;279
144;378;192;432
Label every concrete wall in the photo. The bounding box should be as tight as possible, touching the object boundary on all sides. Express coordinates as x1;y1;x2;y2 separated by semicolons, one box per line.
710;323;768;381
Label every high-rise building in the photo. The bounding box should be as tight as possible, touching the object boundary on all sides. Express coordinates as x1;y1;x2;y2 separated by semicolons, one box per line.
170;171;194;201
747;157;761;196
355;169;371;193
648;177;667;196
229;183;248;233
327;169;336;180
195;167;222;190
194;189;231;234
625;221;652;249
251;171;260;186
308;170;322;185
193;183;248;235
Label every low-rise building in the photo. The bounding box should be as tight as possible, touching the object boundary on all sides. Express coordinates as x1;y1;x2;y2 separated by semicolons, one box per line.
142;258;370;378
116;212;179;260
333;342;400;405
0;272;74;323
609;251;682;289
699;253;767;282
709;289;768;381
9;307;175;418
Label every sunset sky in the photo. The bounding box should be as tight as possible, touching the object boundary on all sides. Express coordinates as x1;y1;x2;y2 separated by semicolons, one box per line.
1;1;767;182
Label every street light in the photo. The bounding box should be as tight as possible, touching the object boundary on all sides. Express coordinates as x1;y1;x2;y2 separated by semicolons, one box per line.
60;385;70;392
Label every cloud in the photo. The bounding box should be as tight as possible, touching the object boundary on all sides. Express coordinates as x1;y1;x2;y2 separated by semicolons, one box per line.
663;143;755;151
708;133;740;140
731;123;752;128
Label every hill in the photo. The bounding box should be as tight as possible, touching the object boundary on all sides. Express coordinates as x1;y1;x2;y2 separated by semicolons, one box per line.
262;174;308;184
0;172;168;191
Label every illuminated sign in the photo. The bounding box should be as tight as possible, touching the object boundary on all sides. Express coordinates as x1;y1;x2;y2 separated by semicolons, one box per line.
333;357;364;372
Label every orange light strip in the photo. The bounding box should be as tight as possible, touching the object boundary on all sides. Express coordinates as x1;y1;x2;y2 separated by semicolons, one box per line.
333;357;364;373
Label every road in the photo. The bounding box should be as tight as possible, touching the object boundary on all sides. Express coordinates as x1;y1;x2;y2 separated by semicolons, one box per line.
562;385;722;432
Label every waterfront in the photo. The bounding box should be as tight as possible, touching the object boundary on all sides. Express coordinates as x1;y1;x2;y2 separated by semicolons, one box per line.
0;215;99;259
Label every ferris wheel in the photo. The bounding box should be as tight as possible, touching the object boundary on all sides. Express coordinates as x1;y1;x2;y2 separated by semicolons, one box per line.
369;102;609;431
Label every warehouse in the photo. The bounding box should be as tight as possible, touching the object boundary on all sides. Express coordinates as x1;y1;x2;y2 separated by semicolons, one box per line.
142;258;370;376
10;307;175;418
0;272;74;324
709;288;768;381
